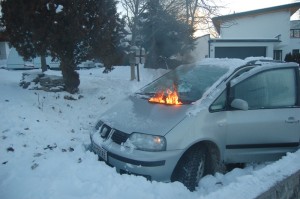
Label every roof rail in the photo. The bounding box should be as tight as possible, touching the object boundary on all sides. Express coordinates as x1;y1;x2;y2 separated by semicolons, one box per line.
245;59;284;66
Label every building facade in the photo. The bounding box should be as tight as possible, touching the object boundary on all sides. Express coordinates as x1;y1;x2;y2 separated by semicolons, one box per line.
209;2;300;60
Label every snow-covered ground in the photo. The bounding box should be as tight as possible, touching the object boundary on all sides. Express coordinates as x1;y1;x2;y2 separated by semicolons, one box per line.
0;62;299;199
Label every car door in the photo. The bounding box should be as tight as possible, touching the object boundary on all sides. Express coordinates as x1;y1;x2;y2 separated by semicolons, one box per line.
224;67;300;163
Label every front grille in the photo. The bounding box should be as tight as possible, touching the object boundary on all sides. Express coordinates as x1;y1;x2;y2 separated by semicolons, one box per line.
111;130;130;145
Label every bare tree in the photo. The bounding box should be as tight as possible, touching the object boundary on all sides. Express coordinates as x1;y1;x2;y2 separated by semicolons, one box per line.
120;0;223;72
161;0;223;35
120;0;147;80
188;0;223;33
121;0;148;43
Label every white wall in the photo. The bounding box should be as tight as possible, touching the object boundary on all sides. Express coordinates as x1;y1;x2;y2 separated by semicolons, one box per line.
220;11;291;46
190;34;210;61
289;38;300;53
214;9;300;60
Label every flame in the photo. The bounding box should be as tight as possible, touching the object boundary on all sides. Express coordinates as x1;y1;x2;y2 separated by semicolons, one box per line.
149;85;182;105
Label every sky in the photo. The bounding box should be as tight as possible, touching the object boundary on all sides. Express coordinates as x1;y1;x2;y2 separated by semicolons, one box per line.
220;0;298;15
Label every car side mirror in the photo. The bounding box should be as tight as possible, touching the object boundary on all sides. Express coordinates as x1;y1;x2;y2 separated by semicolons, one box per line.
231;99;249;110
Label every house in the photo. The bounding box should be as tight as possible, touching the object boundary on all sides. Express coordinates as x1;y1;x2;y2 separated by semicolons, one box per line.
190;34;210;61
205;2;300;60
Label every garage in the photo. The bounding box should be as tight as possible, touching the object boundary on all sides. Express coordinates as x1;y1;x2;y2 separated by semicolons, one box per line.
215;46;266;59
215;46;267;59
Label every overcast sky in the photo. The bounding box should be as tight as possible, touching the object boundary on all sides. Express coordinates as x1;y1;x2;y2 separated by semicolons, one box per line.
220;0;297;14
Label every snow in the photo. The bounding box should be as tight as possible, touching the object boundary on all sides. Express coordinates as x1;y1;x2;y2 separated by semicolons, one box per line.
0;63;299;199
56;5;63;13
46;3;63;13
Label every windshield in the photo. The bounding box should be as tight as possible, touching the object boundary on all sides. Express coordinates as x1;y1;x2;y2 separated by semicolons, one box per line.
138;64;229;104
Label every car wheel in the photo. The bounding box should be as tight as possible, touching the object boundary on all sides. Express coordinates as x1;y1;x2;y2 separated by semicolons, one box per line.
172;146;208;191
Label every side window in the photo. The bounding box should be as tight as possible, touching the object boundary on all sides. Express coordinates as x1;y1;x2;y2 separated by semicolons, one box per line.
231;68;297;109
210;91;226;111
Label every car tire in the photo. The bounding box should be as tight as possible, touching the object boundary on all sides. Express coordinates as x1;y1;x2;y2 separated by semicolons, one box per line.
172;146;208;191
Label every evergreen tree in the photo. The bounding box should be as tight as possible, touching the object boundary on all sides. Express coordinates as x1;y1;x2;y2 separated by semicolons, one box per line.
285;52;300;64
284;53;293;62
89;0;128;72
295;53;300;64
140;0;194;69
1;0;125;93
1;0;52;71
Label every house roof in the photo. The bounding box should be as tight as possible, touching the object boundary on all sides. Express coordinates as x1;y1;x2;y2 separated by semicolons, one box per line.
209;39;281;43
212;2;300;34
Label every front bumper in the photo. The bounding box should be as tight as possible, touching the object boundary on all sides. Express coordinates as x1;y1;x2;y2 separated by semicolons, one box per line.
90;133;183;182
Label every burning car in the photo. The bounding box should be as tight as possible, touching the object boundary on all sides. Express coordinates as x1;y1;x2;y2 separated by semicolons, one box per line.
90;59;300;191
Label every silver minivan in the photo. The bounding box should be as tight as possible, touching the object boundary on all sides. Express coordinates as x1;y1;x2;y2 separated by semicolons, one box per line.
90;59;300;191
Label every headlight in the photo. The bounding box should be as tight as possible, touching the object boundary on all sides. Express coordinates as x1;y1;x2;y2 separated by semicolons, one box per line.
91;120;104;137
127;132;166;151
95;120;104;130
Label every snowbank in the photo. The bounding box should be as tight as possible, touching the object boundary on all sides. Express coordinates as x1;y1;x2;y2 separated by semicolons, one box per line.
0;64;299;199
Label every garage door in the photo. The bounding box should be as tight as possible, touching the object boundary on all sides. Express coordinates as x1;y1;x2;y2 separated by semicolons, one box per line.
215;47;266;59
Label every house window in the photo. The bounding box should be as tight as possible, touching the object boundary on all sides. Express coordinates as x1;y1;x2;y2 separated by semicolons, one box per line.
290;29;300;38
273;50;282;61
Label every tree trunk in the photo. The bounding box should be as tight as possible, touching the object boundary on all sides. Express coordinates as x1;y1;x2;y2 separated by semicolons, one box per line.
40;55;47;72
60;57;80;94
145;40;158;69
190;0;198;29
186;0;189;25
